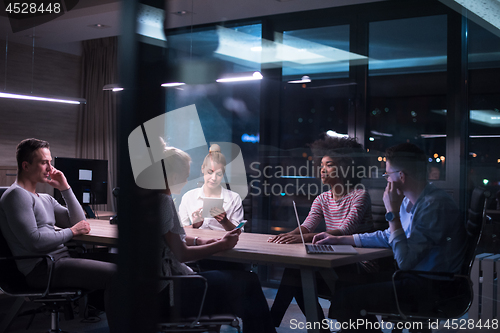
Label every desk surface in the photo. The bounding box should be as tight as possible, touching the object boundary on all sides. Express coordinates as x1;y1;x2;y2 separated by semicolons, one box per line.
187;228;392;268
75;220;392;268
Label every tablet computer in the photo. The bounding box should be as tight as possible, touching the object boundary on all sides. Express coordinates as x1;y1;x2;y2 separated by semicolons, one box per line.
202;198;224;218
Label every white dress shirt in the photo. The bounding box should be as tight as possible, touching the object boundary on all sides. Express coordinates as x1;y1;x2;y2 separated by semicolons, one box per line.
178;185;244;231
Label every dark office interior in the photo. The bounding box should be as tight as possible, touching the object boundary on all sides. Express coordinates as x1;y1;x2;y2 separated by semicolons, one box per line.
1;0;500;332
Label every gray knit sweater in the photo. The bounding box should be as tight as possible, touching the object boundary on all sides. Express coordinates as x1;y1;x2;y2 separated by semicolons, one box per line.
0;183;85;275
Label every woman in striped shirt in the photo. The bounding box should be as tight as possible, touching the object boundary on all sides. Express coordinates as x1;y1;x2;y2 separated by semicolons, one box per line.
269;136;373;244
268;135;374;329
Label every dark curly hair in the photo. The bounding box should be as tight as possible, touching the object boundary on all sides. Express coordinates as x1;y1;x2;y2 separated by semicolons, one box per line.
309;135;366;186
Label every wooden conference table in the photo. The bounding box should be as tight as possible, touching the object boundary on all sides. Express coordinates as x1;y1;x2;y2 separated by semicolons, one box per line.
74;219;393;333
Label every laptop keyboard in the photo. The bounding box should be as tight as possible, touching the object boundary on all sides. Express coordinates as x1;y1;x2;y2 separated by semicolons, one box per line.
307;244;333;253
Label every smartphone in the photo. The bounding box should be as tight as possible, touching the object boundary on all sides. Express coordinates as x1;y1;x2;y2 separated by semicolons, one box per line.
234;220;247;230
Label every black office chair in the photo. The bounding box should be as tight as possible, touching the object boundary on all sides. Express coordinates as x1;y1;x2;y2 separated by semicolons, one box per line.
157;275;240;333
0;186;83;333
365;186;491;333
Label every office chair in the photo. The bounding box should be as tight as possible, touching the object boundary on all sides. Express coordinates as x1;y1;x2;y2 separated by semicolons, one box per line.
0;186;83;333
365;186;491;333
157;275;240;332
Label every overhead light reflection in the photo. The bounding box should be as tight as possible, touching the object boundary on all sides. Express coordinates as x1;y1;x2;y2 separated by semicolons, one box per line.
0;92;85;105
161;82;186;87
216;71;263;83
326;130;348;138
288;76;311;84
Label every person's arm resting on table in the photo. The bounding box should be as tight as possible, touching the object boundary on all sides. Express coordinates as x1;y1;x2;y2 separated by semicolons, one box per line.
165;229;240;263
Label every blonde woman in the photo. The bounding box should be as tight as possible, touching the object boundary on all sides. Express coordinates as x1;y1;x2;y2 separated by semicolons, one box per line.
179;144;243;231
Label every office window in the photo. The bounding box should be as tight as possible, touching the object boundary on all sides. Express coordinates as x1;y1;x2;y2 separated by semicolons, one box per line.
282;25;350;80
468;20;500;191
258;25;352;234
366;15;448;180
165;23;262;197
279;25;350;150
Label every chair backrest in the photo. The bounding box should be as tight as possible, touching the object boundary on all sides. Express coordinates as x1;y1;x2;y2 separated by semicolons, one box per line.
0;186;12;257
0;186;32;295
462;186;491;276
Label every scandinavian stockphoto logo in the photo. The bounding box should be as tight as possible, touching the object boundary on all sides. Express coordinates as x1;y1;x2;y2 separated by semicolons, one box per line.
127;104;248;200
4;0;79;33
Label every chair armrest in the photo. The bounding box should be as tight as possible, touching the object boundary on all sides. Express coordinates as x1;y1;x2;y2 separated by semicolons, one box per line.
0;254;55;298
159;274;208;328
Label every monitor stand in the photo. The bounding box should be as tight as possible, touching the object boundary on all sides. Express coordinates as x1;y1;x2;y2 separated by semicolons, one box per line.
83;205;96;219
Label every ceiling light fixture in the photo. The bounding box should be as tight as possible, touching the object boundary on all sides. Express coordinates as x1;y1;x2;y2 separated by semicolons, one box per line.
216;71;263;83
87;24;111;29
0;34;86;105
288;75;311;84
172;10;191;16
326;130;348;138
161;82;186;87
103;84;124;92
0;92;85;104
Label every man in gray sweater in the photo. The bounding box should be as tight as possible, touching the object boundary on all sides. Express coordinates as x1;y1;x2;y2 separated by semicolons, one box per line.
0;138;116;325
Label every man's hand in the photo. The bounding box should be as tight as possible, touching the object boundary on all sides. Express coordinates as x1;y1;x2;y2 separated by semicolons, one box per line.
70;220;91;236
312;232;337;245
383;181;404;214
47;167;70;191
218;228;241;250
268;233;303;244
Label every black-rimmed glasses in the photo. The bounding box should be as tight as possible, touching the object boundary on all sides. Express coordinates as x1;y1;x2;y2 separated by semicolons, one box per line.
382;170;401;180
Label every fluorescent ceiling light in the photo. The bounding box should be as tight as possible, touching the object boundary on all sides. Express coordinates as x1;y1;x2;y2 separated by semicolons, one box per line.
422;134;500;138
420;134;447;138
103;84;123;91
161;82;186;87
288;76;311;83
216;71;263;83
0;92;86;105
326;130;348;138
470;135;500;138
370;130;393;137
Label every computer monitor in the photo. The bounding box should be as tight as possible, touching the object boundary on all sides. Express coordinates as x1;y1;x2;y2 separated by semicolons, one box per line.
53;157;108;217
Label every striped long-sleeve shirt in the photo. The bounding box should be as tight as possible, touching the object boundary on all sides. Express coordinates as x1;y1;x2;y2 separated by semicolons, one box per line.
301;189;373;235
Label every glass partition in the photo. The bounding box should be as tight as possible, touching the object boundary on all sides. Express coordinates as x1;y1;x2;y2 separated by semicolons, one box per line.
366;15;448;181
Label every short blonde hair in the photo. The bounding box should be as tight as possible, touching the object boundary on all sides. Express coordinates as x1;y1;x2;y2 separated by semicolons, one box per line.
159;138;191;185
202;144;226;173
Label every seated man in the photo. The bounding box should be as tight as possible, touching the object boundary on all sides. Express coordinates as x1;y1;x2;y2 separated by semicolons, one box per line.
314;143;466;332
0;138;116;328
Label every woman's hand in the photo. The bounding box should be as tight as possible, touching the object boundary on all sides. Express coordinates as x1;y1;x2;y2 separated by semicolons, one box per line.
211;207;228;223
219;228;241;250
191;207;204;227
268;232;303;244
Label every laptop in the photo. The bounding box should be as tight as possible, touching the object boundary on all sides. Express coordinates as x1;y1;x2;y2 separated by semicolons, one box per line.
293;201;358;255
